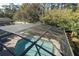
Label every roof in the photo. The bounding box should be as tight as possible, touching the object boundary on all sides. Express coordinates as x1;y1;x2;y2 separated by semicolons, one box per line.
0;18;12;22
0;23;40;33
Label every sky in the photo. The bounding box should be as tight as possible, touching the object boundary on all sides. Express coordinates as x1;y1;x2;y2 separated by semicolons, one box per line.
0;1;22;8
0;0;23;3
0;0;79;3
0;3;21;8
0;0;79;8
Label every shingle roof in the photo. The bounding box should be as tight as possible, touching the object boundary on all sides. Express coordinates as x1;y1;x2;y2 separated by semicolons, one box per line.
0;23;39;33
0;18;12;22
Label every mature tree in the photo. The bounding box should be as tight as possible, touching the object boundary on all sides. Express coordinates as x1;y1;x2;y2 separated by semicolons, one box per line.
2;3;19;19
40;9;79;31
65;3;78;11
0;9;4;17
13;3;43;23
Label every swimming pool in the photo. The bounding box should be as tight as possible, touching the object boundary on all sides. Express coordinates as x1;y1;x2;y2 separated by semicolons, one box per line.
14;36;54;56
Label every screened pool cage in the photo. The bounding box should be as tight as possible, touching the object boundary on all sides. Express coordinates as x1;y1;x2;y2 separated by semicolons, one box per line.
0;24;74;56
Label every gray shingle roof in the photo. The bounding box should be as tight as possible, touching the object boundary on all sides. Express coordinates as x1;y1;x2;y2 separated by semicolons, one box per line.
0;18;12;22
0;23;39;33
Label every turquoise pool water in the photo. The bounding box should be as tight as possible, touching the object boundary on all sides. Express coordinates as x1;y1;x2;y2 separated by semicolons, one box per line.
14;36;54;56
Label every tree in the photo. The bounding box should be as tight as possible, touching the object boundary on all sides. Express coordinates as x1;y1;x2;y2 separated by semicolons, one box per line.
13;3;43;23
2;3;19;19
65;3;78;12
0;9;4;17
40;9;79;31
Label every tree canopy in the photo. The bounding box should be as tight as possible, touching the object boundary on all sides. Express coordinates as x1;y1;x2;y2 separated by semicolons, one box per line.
13;3;43;23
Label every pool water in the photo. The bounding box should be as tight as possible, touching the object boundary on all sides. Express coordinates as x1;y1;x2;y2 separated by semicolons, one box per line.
14;36;54;56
